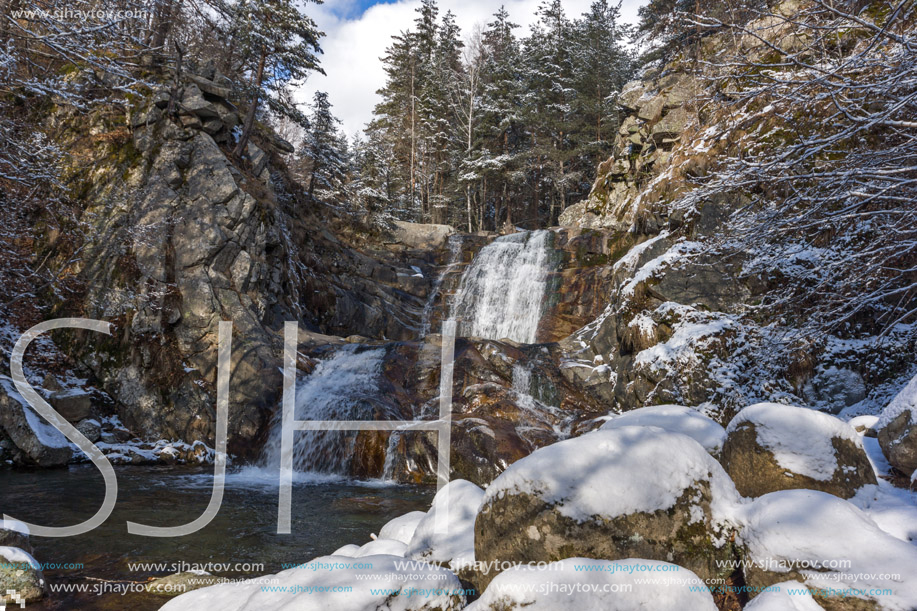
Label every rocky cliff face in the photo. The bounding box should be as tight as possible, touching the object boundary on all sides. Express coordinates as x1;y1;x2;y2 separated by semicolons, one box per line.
34;68;460;458
555;33;914;429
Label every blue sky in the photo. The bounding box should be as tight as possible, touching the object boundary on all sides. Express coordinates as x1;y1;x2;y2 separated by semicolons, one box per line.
301;0;647;135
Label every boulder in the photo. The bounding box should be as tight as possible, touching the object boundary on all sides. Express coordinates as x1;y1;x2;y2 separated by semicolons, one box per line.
474;427;741;589
651;107;693;141
637;94;665;122
377;511;426;544
354;538;407;557
743;580;826;611
600;404;726;455
0;376;72;467
739;489;917;610
186;73;231;99
0;520;31;554
391;220;456;250
75;418;101;443
722;403;877;499
180;83;220;119
0;547;46;605
877;374;917;476
47;388;92;422
467;558;717;611
406;479;483;566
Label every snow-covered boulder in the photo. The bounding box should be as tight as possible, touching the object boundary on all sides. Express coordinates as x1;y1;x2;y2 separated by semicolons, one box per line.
160;554;466;611
466;558;717;611
878;375;917;478
600;404;726;455
0;546;46;604
354;538;407;557
739;489;917;610
406;479;483;566
474;427;741;589
743;581;825;611
331;543;360;557
722;403;876;499
0;376;71;467
378;511;426;544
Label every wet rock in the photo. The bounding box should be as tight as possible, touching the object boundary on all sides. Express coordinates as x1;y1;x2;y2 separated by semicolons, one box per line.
0;523;31;555
722;403;876;499
0;547;46;605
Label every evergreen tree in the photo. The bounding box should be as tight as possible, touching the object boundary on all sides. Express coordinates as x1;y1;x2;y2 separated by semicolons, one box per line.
304;92;349;200
229;0;324;158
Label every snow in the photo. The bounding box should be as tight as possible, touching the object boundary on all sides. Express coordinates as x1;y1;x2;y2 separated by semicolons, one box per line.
850;482;917;544
331;544;360;557
0;375;70;449
743;580;824;611
727;403;862;482
378;511;426;545
600;405;726;455
406;480;483;564
738;489;917;610
0;518;29;536
160;554;465;611
621;239;702;297
354;538;407;557
0;546;40;570
634;312;735;371
466;558;717;611
612;230;670;274
483;426;740;523
878;373;917;428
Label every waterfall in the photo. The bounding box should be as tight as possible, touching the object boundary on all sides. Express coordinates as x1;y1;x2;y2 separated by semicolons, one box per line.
451;230;552;344
420;234;463;337
260;346;387;475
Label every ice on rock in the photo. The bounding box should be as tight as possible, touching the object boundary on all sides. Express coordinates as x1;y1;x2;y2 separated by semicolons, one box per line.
600;404;726;455
466;558;717;611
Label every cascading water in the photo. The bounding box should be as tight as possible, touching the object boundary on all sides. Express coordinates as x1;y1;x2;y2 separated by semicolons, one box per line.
450;230;552;344
420;234;463;337
260;346;387;475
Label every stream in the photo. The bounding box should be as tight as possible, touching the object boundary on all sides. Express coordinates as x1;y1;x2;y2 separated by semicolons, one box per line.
0;466;431;610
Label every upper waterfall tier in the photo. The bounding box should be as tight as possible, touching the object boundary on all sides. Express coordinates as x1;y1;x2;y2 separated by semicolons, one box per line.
450;230;552;344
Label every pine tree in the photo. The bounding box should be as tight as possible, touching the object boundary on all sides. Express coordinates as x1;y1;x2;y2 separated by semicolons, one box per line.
229;0;324;158
522;0;576;225
304;92;348;200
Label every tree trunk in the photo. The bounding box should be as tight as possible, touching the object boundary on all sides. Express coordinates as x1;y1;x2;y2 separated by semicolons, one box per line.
233;48;267;159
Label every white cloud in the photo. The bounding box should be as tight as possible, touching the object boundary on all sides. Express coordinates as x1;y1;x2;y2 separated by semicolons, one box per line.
297;0;647;136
